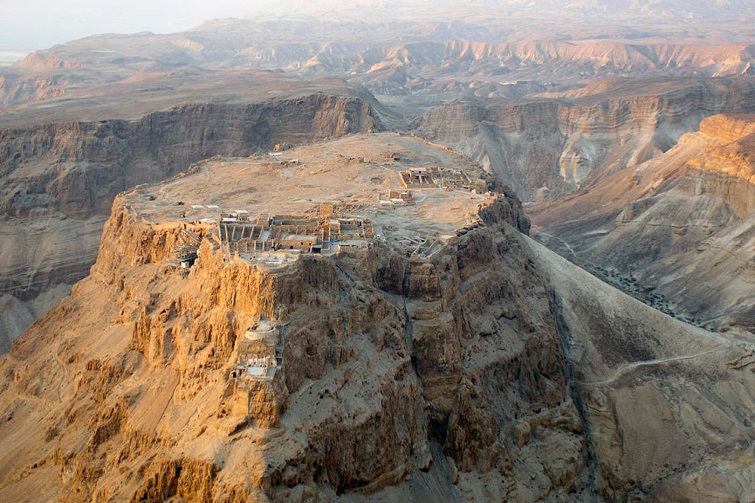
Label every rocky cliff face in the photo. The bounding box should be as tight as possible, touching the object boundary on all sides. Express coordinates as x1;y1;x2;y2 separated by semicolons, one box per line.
1;94;378;217
0;184;593;501
1;144;752;501
0;93;381;351
693;114;755;188
413;78;755;201
531;113;755;335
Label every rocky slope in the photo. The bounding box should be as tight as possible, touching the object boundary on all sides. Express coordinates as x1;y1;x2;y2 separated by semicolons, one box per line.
0;135;753;502
413;78;755;201
527;235;755;503
4;13;755;354
531;113;755;335
0;90;381;351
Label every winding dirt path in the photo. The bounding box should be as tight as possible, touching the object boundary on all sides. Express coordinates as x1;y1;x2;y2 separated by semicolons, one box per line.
578;348;723;387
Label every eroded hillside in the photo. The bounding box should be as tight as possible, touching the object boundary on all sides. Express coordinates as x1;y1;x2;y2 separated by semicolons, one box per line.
413;78;755;201
0;86;381;351
531;114;755;335
1;7;754;500
3;10;755;356
3;15;755;113
0;135;752;502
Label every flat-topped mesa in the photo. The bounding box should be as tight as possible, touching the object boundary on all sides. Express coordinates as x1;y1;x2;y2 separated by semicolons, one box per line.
42;133;565;501
116;133;525;270
93;133;531;432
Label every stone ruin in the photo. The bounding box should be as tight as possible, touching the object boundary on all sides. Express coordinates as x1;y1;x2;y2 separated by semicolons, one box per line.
378;189;415;207
233;319;282;381
229;319;285;417
399;166;487;192
400;167;438;188
216;208;375;270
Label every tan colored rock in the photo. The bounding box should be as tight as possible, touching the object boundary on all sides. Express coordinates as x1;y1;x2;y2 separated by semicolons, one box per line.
531;113;755;335
2;134;752;502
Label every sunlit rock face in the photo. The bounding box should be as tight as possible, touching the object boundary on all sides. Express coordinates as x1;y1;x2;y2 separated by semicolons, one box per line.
413;79;755;201
0;90;381;350
531;113;755;335
1;134;753;502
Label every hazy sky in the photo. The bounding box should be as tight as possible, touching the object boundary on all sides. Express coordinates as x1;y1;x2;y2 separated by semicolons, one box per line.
0;0;280;51
3;1;750;54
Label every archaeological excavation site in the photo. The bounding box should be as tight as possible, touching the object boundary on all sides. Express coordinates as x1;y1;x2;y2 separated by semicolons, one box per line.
1;131;753;502
2;2;755;502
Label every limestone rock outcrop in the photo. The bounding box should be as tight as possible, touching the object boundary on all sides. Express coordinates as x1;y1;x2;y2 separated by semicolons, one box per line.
0;153;594;501
413;78;755;201
0;92;381;350
531;113;755;335
2;135;753;501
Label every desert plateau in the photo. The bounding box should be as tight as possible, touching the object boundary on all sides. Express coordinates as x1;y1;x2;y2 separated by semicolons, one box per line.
0;1;753;501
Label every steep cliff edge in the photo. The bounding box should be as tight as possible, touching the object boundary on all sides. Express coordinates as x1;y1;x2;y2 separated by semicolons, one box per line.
0;91;381;351
693;114;755;186
412;78;755;201
531;113;755;335
0;135;586;501
1;134;752;502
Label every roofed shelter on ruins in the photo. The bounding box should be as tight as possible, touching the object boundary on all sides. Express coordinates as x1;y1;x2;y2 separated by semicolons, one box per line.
400;167;438;188
399;166;486;192
230;319;284;416
378;189;415;207
216;209;375;268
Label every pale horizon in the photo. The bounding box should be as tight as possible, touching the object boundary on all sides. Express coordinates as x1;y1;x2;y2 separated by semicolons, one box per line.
0;0;283;52
2;0;752;55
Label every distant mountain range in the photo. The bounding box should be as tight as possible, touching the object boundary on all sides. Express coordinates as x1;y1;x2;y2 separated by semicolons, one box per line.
265;0;755;19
